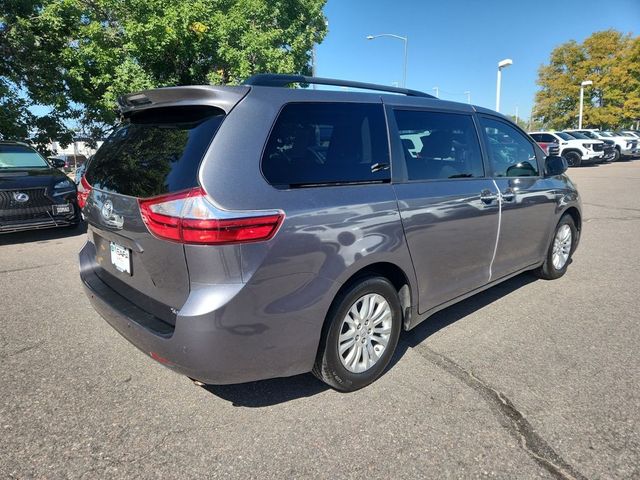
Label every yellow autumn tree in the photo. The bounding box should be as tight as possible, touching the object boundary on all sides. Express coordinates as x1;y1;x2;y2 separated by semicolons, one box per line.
534;30;640;130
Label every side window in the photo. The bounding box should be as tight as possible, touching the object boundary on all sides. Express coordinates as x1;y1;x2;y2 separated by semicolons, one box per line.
532;133;555;143
393;110;484;180
480;117;539;177
261;103;390;188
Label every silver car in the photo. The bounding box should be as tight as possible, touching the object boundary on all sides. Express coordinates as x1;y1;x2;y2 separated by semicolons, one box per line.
79;74;581;391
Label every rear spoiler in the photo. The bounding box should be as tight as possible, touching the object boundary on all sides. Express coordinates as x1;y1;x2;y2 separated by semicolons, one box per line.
117;85;250;117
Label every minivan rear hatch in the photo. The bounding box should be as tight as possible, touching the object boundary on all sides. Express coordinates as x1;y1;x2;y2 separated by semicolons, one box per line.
83;87;247;325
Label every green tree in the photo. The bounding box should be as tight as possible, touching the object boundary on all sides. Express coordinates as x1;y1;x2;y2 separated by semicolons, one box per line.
505;114;528;130
533;30;640;130
0;0;328;150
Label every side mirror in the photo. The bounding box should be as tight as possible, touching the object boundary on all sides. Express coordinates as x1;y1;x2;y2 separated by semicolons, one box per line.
52;158;66;168
545;155;567;177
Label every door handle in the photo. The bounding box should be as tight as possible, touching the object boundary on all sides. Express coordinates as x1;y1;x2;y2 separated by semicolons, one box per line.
479;189;498;204
502;188;516;202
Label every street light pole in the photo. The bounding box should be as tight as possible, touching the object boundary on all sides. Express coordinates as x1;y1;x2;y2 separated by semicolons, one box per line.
495;58;513;112
433;86;439;98
464;91;471;104
578;80;593;129
366;33;408;87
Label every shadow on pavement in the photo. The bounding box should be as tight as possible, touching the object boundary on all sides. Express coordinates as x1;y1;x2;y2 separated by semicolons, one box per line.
392;272;538;362
203;373;328;407
203;272;539;407
0;222;87;246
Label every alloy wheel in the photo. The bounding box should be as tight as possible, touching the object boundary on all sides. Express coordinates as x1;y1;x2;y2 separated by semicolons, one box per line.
552;224;572;270
338;293;393;373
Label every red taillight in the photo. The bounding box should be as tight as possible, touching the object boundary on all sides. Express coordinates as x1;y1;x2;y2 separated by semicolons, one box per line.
77;175;92;209
138;187;284;245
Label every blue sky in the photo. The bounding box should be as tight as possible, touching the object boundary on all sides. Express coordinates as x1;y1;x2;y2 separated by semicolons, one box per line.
316;0;640;120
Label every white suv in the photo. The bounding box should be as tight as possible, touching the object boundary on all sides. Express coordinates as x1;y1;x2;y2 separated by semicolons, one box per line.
568;129;639;161
529;131;603;167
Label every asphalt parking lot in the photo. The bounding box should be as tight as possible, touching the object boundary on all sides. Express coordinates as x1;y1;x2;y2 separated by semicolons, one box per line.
1;160;639;479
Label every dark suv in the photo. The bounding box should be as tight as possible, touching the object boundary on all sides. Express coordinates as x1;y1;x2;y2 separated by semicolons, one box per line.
79;75;581;391
1;142;80;233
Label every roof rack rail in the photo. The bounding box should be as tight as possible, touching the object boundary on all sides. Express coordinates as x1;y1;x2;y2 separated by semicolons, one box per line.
243;74;435;98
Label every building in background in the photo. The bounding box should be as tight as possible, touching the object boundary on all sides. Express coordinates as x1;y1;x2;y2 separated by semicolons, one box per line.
48;137;103;159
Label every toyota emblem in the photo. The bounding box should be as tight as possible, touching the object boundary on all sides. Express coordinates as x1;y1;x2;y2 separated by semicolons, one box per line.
101;200;114;220
13;192;29;203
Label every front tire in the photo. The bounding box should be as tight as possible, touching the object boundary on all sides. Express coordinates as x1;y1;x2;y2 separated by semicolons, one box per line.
563;151;582;167
313;276;402;392
534;215;577;280
613;148;621;162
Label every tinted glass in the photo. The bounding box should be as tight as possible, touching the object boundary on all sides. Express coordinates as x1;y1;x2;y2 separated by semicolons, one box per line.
555;132;574;141
261;103;390;188
480;117;539;177
580;131;598;139
565;131;588;139
530;133;556;143
86;106;224;198
0;145;49;169
394;110;484;180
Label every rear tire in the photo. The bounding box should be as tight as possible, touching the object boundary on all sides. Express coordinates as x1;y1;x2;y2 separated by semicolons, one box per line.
533;214;577;280
563;151;582;167
313;276;402;392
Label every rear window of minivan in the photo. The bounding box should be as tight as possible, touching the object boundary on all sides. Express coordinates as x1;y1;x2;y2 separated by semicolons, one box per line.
261;102;390;188
86;106;224;198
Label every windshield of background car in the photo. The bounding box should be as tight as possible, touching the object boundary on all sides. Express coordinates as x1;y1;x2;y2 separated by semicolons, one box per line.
555;132;574;141
566;132;589;139
0;145;50;169
85;106;225;198
599;132;612;137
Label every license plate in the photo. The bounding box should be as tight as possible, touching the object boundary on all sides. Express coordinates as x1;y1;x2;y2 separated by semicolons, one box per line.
53;204;72;215
110;242;132;275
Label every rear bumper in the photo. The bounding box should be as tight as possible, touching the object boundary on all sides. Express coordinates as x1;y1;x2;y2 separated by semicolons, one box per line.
79;241;331;384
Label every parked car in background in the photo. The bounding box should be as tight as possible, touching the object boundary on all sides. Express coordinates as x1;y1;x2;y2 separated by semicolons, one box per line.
534;139;560;157
620;130;640;139
569;130;638;161
48;153;88;173
0;142;80;233
562;131;615;162
79;74;582;391
602;131;640;158
529;131;603;167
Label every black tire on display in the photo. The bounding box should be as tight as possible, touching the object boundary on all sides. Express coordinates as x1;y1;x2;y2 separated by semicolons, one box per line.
313;276;402;392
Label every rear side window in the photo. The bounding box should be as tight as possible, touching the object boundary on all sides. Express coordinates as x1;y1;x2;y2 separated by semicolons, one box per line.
86;106;224;198
394;110;484;180
261;103;390;188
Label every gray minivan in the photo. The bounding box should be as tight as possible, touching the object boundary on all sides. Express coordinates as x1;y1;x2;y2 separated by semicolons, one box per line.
79;74;581;392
